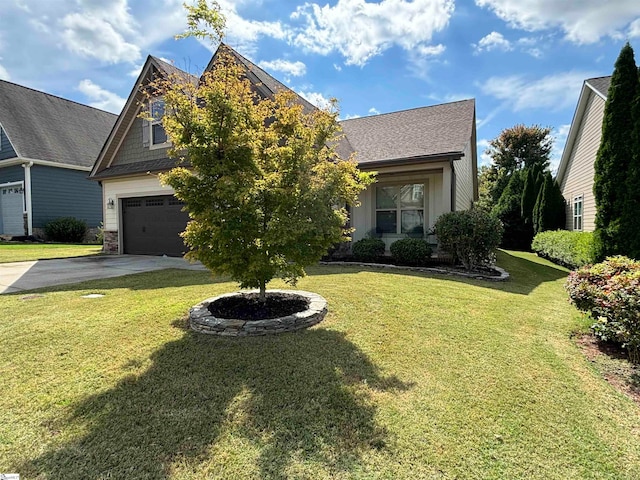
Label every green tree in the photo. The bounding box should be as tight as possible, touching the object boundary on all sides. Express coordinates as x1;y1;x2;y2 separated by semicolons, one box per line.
151;2;375;300
533;173;567;235
492;170;529;250
594;42;640;259
484;124;553;205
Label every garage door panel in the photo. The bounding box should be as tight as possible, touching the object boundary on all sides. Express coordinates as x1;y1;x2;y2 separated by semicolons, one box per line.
122;195;189;256
1;185;25;235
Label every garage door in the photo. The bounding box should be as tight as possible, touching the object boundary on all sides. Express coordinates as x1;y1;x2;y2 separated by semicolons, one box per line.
122;195;190;256
0;184;25;236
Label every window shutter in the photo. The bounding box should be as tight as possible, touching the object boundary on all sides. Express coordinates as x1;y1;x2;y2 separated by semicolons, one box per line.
142;119;150;148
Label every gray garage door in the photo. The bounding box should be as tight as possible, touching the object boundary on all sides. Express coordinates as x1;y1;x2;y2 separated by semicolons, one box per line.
122;195;189;256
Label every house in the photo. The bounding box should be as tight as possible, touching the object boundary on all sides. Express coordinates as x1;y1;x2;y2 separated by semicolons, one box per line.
0;80;117;238
556;76;611;232
90;44;478;256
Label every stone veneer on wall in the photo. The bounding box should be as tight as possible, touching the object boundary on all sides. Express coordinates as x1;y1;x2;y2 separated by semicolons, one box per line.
103;230;119;254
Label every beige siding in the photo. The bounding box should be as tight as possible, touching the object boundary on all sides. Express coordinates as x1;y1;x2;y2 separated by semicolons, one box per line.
560;91;605;232
455;139;474;210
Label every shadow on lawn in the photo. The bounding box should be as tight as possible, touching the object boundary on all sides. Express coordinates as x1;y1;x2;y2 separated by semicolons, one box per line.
310;249;569;296
19;328;410;479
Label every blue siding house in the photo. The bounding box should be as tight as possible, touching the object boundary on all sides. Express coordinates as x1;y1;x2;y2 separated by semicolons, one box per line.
0;79;117;238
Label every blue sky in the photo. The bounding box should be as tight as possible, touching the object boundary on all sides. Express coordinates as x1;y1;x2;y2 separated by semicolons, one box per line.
2;0;640;172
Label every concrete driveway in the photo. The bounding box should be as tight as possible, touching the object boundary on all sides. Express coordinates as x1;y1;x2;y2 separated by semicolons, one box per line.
0;255;206;294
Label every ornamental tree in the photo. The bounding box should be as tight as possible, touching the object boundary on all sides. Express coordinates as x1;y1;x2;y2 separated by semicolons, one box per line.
147;14;374;300
594;42;640;259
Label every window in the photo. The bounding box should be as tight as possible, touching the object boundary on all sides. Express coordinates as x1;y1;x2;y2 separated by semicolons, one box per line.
573;195;583;231
375;184;425;235
150;99;168;146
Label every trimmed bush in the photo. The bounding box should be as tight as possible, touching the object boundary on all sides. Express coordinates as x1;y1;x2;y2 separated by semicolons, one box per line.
566;256;640;363
44;217;87;243
531;230;596;269
390;238;433;266
352;238;385;262
434;209;504;271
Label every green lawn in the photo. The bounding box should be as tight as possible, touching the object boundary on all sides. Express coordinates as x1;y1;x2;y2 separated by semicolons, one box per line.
0;242;102;263
1;251;639;479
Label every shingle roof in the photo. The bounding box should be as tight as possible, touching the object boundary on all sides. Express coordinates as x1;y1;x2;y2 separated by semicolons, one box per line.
0;79;117;167
586;76;612;98
151;56;200;86
340;99;475;164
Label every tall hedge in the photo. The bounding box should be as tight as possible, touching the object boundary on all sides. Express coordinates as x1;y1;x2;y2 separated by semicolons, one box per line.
533;172;565;234
593;42;640;260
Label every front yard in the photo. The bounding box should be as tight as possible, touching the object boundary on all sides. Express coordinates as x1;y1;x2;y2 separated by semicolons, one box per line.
0;251;638;479
0;242;102;263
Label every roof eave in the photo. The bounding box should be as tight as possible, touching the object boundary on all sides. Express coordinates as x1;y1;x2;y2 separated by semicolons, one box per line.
357;151;464;170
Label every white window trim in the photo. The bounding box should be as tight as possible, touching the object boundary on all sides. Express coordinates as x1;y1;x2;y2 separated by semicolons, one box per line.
573;194;583;231
149;98;171;150
375;182;427;236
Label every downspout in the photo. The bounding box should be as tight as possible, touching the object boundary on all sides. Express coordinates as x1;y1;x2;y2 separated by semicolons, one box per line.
22;161;33;235
449;158;456;211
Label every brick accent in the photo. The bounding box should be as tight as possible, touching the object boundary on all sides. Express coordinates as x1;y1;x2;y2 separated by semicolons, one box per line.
103;230;119;254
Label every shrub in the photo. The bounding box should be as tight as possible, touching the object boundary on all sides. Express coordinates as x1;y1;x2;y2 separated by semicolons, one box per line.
44;217;87;243
390;238;433;266
566;256;640;363
352;238;385;262
531;230;596;269
434;209;503;271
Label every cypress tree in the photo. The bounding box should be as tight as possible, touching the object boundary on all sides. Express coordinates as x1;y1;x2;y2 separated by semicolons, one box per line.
532;174;549;234
549;177;567;230
593;42;640;259
493;170;529;249
521;167;537;224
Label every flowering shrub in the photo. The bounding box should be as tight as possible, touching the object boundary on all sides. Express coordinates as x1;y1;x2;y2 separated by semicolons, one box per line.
565;256;640;363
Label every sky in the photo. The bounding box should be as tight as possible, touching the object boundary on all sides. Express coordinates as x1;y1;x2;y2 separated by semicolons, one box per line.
1;0;640;172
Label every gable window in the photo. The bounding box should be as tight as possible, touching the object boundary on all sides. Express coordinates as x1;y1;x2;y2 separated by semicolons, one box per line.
573;195;583;231
375;184;425;236
149;99;168;147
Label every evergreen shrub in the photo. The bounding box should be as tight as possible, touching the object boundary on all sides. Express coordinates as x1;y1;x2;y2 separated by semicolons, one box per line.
44;217;87;243
390;238;433;266
352;238;386;262
531;230;595;269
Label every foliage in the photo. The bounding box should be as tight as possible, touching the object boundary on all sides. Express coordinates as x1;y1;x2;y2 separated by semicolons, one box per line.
492;170;530;250
594;42;640;260
520;166;538;225
531;230;595;268
151;6;374;299
352;237;386;262
389;238;433;266
566;256;640;363
434;209;503;270
44;217;87;243
484;124;553;205
532;172;566;235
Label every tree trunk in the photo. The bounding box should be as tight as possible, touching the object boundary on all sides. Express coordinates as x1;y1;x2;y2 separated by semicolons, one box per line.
259;280;266;302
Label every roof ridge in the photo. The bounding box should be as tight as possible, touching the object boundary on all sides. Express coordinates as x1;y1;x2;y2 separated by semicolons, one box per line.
340;98;474;123
0;78;117;117
149;55;200;79
586;74;612;81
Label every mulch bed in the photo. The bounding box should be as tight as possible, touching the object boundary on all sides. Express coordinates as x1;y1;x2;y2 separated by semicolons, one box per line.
575;333;640;406
208;292;309;321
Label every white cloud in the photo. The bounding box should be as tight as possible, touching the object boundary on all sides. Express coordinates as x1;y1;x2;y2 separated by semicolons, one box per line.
333;63;342;72
550;123;571;173
631;18;640;37
475;0;640;44
368;107;380;115
342;113;361;120
474;31;512;53
258;59;306;79
0;63;10;81
428;92;474;103
479;71;591;112
77;79;126;114
297;89;332;109
477;138;492;166
291;0;453;66
60;13;141;64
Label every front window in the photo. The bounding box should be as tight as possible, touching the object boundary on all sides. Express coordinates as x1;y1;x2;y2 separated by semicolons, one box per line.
375;184;425;236
150;99;168;146
573;195;583;231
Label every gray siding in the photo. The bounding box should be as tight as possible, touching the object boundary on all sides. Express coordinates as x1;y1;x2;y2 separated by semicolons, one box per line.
112;117;170;166
559;91;604;232
30;165;102;228
0;164;25;184
0;126;17;160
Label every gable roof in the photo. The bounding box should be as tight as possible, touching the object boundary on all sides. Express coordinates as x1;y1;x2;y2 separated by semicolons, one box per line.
0;79;117;168
340;99;476;166
556;75;611;183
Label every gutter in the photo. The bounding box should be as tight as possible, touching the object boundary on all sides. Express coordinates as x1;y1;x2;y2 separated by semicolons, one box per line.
357;151;463;169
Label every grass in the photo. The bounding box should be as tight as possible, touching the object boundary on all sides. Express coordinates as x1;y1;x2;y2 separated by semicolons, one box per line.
1;250;639;479
0;242;102;263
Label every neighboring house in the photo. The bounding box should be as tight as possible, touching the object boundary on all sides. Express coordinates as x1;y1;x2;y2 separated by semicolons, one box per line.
90;44;478;256
0;79;117;238
556;76;611;232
